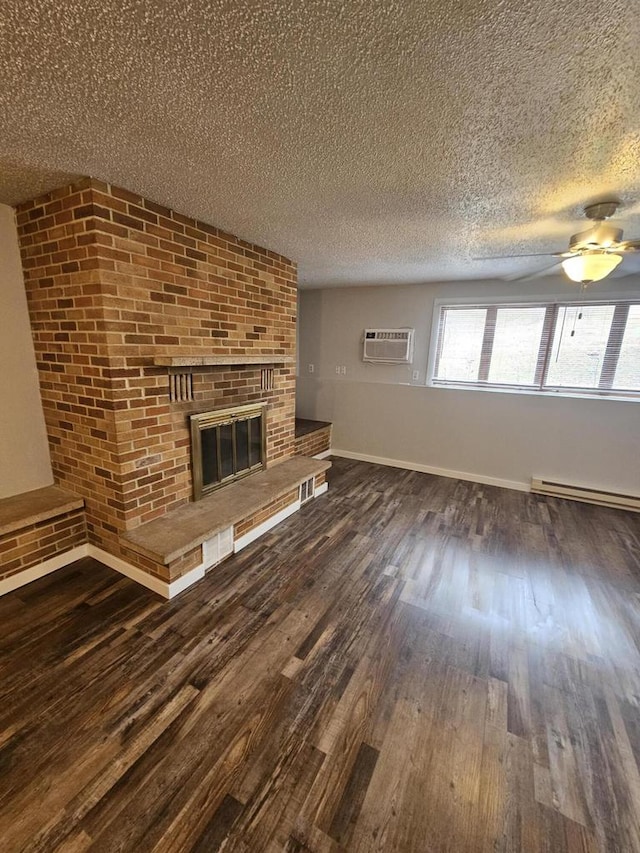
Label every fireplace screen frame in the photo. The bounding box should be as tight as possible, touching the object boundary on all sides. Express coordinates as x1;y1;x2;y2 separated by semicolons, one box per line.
190;402;267;500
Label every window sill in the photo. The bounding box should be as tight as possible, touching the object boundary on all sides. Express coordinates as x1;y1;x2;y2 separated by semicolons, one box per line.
427;382;640;404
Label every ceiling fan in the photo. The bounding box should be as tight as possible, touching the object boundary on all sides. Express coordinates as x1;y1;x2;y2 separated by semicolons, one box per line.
479;201;640;285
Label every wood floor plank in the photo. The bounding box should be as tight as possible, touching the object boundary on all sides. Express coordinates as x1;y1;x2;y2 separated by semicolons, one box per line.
476;677;509;852
0;457;639;851
224;741;327;850
500;733;542;853
25;684;200;853
328;741;379;846
138;678;296;853
185;793;244;853
398;664;488;853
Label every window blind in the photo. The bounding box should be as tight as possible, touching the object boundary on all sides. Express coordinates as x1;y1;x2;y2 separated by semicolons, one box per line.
432;300;640;398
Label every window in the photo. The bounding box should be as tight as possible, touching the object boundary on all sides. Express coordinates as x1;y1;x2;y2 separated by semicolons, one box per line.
431;300;640;398
615;305;640;391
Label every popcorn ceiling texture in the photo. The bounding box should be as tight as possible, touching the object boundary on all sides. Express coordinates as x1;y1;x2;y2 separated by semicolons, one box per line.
1;0;639;286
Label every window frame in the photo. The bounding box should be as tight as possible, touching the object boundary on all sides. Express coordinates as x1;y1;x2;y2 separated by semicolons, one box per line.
427;296;640;401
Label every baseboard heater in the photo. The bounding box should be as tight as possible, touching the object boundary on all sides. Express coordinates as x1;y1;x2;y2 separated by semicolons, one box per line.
531;478;640;513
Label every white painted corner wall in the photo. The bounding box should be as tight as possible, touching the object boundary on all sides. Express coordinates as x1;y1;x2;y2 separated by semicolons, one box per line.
297;277;640;495
0;205;53;498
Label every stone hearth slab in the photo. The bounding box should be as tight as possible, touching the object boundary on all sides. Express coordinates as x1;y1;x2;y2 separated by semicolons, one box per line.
0;486;84;537
295;418;332;438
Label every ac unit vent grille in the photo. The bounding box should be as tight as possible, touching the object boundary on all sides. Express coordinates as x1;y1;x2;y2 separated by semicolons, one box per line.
363;328;414;363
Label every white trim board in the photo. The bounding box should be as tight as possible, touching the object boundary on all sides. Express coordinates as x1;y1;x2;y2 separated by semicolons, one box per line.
0;543;204;601
87;545;204;600
331;448;529;493
313;449;332;460
314;481;329;497
0;544;89;597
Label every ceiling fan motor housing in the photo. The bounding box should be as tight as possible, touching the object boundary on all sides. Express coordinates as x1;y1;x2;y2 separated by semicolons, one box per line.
583;201;619;221
569;223;623;251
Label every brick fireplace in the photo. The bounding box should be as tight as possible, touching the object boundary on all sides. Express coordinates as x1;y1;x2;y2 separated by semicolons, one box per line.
15;178;300;587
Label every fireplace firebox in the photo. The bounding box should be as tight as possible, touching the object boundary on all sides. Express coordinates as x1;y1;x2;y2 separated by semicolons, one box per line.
190;403;267;500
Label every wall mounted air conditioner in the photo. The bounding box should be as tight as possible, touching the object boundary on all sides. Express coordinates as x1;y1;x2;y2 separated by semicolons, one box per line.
363;328;415;364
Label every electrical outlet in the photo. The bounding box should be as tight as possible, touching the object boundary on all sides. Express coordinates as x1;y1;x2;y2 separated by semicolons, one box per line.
335;365;341;374
341;366;347;375
308;363;314;373
412;370;420;381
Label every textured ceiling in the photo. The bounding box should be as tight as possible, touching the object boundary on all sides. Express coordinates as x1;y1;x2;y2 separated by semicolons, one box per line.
1;0;640;287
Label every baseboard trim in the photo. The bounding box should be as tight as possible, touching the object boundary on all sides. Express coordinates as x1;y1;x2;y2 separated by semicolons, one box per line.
1;486;327;600
0;541;208;600
0;544;89;597
88;545;170;598
313;449;332;460
87;545;204;600
166;564;206;597
331;449;529;493
234;499;301;552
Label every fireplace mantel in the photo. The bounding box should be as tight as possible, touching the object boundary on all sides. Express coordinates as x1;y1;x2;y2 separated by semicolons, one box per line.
153;355;295;368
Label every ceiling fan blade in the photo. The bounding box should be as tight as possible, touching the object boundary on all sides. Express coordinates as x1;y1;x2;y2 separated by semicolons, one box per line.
618;240;640;251
504;261;563;282
614;253;640;275
473;252;560;260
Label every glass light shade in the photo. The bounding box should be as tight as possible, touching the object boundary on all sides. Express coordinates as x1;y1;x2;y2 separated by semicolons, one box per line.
561;252;623;283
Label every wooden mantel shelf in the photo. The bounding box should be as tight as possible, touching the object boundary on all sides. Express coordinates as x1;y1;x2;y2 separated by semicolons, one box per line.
153;355;295;368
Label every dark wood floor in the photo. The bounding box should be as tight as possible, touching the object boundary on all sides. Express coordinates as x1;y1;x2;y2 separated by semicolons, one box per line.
2;458;640;852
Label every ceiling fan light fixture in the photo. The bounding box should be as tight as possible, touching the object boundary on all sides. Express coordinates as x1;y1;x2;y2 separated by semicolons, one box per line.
561;251;623;283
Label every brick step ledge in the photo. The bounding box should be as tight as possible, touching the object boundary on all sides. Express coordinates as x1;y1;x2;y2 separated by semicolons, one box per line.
121;456;330;565
294;418;332;439
0;485;84;537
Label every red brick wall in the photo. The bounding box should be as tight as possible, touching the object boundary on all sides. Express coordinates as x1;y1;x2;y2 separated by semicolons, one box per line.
117;542;204;584
0;509;86;583
295;425;332;458
16;181;123;547
234;488;300;539
16;178;297;573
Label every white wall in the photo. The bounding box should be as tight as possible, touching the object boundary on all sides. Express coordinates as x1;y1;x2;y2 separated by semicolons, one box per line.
297;276;640;494
0;204;53;498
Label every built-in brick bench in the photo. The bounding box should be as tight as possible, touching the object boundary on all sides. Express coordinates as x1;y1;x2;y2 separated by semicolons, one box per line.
294;418;332;458
0;459;329;600
120;456;330;592
0;486;86;594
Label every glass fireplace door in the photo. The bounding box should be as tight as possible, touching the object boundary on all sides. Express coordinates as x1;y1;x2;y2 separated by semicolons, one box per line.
190;404;266;500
